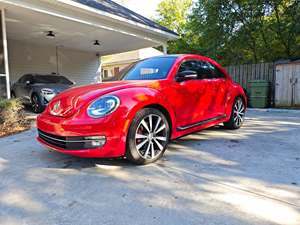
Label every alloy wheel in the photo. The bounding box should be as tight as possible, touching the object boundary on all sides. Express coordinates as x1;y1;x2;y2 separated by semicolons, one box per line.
233;98;245;127
32;95;40;113
135;114;168;160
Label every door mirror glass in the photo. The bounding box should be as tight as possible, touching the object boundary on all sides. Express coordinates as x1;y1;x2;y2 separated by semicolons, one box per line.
176;70;197;82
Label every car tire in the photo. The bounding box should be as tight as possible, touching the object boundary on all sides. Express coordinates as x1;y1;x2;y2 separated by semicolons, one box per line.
224;97;246;130
31;93;44;113
11;91;16;98
126;108;170;165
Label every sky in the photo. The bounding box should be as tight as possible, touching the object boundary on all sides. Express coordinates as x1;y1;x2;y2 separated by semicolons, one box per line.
114;0;162;19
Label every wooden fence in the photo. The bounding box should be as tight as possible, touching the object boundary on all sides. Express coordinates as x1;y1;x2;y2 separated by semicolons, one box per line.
225;62;276;106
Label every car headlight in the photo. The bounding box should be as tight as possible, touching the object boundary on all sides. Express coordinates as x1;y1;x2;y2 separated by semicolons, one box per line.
41;88;55;95
87;96;120;118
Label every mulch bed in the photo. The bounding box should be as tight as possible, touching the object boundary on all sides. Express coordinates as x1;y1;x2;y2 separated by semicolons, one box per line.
0;118;35;138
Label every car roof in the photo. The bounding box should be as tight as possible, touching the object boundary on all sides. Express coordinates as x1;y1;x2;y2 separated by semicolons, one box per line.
144;54;213;61
31;74;64;77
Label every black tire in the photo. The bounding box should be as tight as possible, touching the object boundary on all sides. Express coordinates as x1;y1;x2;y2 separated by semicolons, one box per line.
126;108;170;165
11;91;16;98
224;97;246;130
31;93;44;113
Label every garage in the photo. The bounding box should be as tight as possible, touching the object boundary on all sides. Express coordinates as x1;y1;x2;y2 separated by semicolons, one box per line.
0;0;178;98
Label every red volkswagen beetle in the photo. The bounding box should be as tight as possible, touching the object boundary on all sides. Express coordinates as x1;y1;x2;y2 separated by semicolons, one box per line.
37;54;246;164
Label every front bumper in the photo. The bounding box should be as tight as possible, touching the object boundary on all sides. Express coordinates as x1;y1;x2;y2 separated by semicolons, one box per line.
38;129;106;150
36;113;128;158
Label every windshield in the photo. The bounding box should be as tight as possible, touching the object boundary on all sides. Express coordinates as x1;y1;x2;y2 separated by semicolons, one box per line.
121;57;177;80
33;75;73;85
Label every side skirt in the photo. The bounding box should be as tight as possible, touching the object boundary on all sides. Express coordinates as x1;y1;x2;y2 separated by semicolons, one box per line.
176;115;227;131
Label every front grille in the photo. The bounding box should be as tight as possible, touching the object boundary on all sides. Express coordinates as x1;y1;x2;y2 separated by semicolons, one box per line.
38;129;101;150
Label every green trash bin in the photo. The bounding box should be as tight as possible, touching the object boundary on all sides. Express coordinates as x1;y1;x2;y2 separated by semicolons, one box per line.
247;80;270;108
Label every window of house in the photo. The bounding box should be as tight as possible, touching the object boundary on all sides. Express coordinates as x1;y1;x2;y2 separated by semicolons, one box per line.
114;67;120;76
103;70;108;78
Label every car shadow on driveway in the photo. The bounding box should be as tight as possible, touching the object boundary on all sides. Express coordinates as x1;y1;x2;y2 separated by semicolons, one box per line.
0;110;300;225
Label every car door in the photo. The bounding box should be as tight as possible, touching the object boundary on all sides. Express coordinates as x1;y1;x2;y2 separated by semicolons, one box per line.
23;75;34;99
171;60;212;128
201;61;228;117
12;76;25;97
17;74;33;102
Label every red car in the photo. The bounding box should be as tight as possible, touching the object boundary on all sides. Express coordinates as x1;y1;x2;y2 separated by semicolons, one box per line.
37;54;246;164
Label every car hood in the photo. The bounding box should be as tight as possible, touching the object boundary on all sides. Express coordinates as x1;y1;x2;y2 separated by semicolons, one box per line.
46;80;160;117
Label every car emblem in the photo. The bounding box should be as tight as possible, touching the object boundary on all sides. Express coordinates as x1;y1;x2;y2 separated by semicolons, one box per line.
51;101;62;115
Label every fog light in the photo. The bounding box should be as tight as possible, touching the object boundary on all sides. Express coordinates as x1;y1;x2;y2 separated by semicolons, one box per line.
91;140;105;147
84;136;106;147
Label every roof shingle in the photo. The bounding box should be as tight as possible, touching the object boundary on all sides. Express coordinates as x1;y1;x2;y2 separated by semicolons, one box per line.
72;0;178;36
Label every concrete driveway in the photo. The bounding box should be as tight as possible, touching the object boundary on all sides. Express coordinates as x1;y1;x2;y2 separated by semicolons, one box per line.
0;109;299;225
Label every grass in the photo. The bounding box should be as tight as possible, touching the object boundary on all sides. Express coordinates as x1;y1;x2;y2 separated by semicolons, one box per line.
0;98;32;137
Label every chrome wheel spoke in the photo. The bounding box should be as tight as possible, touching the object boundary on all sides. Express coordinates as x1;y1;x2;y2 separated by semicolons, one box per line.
154;117;161;133
153;138;163;151
144;142;151;159
240;105;245;112
141;119;150;133
150;142;155;159
155;124;166;134
136;139;148;150
136;134;148;139
149;115;153;132
155;136;167;141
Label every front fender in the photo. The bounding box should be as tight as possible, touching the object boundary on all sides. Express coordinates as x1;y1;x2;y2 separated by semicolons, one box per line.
110;87;176;136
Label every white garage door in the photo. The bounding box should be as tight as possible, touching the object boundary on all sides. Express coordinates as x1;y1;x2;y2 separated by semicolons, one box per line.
8;39;100;85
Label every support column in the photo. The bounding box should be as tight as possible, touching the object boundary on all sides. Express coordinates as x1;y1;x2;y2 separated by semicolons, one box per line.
1;9;10;99
163;44;168;55
96;54;102;83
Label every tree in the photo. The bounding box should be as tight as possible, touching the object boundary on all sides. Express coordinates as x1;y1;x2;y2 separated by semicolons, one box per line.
155;0;193;53
156;0;300;65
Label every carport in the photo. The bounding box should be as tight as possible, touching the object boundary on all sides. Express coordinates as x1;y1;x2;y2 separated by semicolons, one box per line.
0;0;178;98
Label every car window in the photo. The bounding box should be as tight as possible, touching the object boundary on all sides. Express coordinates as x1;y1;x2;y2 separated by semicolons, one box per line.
17;76;25;83
18;75;31;83
21;75;33;83
205;62;226;79
178;60;211;79
121;57;177;80
178;60;225;80
33;75;73;84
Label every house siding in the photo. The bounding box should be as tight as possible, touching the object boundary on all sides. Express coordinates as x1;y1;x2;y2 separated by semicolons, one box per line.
8;40;100;85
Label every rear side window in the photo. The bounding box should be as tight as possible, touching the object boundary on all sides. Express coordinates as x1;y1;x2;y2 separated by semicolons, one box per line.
18;74;32;83
179;60;226;79
205;62;226;79
178;60;217;79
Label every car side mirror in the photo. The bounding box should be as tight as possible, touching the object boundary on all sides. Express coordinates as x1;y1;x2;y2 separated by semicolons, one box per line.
176;70;198;82
25;80;31;85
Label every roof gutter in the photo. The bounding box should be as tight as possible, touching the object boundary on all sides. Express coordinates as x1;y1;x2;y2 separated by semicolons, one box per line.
56;0;179;40
1;0;170;46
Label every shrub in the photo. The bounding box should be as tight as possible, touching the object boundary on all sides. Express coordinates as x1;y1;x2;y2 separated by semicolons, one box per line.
0;98;30;136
